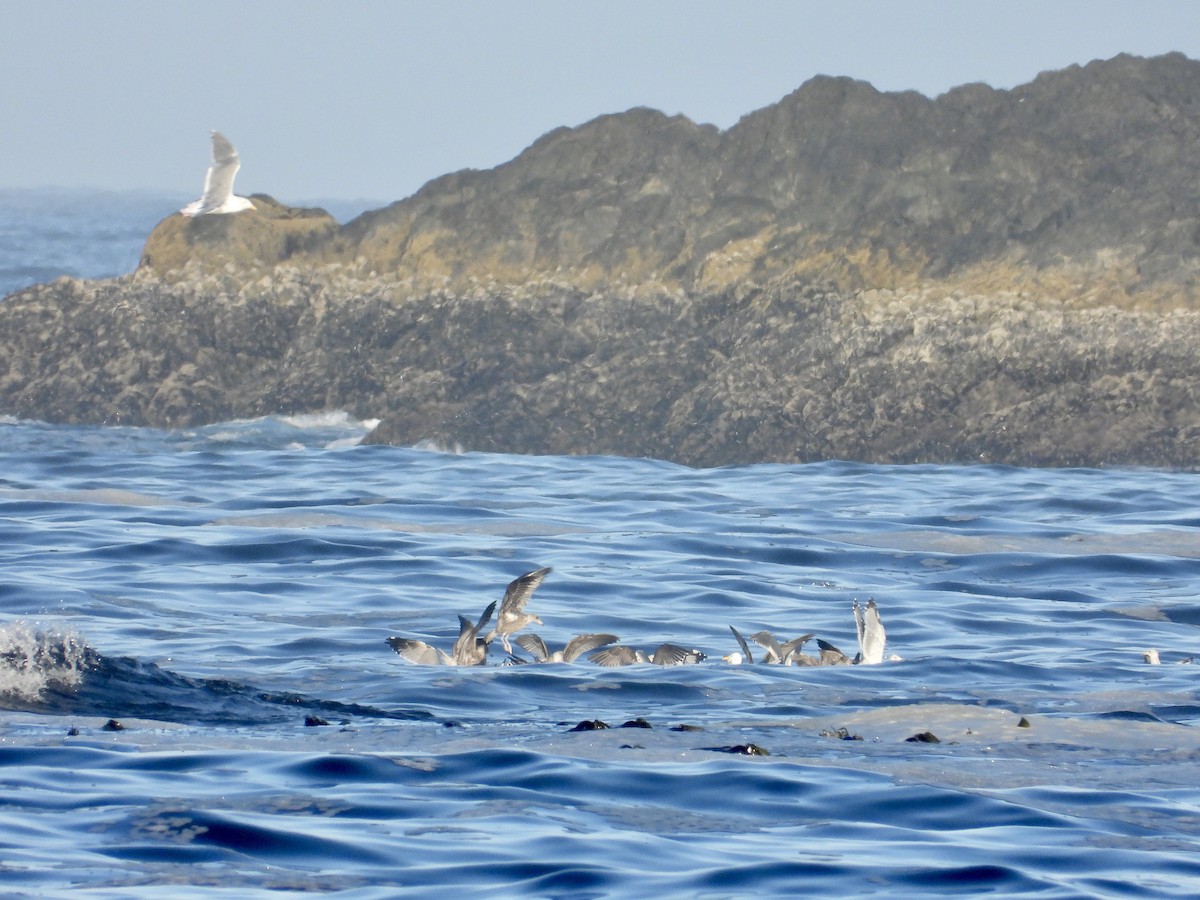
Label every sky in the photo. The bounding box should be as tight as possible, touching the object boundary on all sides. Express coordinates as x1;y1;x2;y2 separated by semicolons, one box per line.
5;1;1200;208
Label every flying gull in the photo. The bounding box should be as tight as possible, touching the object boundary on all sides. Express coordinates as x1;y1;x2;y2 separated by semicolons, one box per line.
180;131;256;217
485;566;551;654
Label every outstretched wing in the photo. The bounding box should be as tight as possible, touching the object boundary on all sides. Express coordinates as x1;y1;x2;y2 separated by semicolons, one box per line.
778;632;815;662
562;633;618;662
750;629;784;663
498;566;551;614
588;645;641;667
515;632;550;661
203;131;241;203
452;601;496;664
186;131;241;214
386;637;448;665
854;599;886;664
473;600;497;634
651;643;704;665
729;625;754;664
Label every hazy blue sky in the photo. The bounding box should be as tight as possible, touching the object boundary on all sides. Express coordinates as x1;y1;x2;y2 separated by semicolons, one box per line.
6;1;1200;206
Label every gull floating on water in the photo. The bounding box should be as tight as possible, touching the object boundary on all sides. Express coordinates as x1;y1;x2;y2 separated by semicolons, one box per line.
180;131;256;217
386;600;496;666
589;643;707;667
515;632;619;663
485;567;550;654
724;626;755;664
727;599;888;666
452;601;497;666
750;628;817;665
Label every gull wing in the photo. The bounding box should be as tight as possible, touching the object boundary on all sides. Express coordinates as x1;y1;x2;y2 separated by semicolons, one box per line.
473;600;497;634
816;638;851;665
561;633;619;662
651;643;705;665
588;645;643;667
778;632;815;662
854;599;886;665
451;614;477;661
750;630;785;663
498;566;551;614
729;626;754;664
386;637;449;665
452;601;496;665
188;131;241;214
201;131;241;206
515;632;550;661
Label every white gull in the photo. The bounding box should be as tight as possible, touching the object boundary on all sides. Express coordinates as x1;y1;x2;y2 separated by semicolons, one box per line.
180;131;255;217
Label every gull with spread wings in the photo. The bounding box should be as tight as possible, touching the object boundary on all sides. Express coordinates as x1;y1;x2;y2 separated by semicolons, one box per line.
181;131;255;217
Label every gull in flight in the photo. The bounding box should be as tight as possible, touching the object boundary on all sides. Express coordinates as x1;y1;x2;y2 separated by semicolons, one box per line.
180;131;256;217
484;567;551;654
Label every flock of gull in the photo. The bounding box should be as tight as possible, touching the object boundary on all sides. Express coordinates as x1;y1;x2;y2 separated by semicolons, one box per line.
179;134;896;671
386;567;888;668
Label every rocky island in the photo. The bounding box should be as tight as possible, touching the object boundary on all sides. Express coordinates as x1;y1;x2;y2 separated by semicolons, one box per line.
3;52;1200;467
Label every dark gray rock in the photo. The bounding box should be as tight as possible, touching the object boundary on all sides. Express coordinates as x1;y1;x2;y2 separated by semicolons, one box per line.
314;52;1200;296
5;54;1200;468
3;270;1198;468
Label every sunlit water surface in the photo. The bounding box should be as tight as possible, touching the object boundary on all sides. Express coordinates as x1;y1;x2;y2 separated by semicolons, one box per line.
2;415;1199;896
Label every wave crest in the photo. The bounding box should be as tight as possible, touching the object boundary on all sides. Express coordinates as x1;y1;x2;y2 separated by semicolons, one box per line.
0;622;92;701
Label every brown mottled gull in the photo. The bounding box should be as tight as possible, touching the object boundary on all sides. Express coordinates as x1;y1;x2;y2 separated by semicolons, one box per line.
386;600;496;666
589;643;706;667
516;632;619;663
484;566;550;654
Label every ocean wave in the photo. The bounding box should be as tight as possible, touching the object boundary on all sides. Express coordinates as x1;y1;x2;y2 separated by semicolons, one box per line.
187;412;380;449
0;622;93;701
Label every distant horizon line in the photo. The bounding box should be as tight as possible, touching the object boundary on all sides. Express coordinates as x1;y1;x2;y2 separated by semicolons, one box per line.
0;184;392;206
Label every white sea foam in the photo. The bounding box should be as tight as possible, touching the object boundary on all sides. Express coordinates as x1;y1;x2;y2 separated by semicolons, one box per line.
411;438;466;455
0;621;90;701
196;412;381;448
279;411;380;431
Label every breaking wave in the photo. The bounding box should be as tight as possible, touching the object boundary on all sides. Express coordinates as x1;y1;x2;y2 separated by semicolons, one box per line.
0;622;93;701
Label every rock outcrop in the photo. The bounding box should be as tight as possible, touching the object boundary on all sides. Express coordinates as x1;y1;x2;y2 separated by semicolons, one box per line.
7;52;1200;467
135;52;1200;305
3;269;1198;468
138;195;337;280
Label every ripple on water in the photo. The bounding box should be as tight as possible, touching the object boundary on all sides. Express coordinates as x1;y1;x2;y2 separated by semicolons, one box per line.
5;423;1200;894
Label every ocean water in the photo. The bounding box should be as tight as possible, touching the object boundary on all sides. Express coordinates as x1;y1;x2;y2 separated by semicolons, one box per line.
0;188;175;296
2;416;1200;897
2;193;1200;896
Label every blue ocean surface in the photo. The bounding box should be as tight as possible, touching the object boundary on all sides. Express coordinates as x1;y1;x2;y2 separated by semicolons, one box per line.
2;414;1200;897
